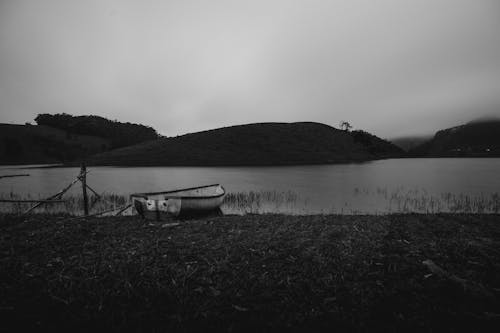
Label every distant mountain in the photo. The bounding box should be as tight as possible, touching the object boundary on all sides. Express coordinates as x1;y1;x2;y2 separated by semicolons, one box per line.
1;114;160;165
391;136;432;151
85;122;404;166
0;123;110;165
409;119;500;157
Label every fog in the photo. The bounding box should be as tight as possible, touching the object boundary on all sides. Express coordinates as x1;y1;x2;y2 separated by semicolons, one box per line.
1;0;500;138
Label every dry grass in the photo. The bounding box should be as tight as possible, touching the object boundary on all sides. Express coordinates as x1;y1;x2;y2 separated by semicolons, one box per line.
1;189;499;216
223;190;299;214
0;192;129;215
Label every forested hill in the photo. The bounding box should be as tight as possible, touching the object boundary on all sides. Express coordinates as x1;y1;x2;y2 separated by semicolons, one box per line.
409;119;500;157
0;123;110;165
85;122;404;166
0;114;159;165
35;114;159;149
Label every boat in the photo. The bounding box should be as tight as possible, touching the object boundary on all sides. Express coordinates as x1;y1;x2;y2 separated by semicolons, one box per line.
130;184;225;220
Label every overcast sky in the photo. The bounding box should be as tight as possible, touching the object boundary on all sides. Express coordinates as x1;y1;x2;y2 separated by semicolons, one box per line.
1;0;500;138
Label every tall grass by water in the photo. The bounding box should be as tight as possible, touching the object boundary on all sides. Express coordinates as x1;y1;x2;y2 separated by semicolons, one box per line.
0;192;129;216
355;186;500;214
224;188;500;214
1;188;499;215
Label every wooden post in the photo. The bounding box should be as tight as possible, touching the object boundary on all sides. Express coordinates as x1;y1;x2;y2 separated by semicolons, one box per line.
81;163;89;216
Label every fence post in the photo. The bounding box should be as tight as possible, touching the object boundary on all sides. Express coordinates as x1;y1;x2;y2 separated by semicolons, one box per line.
81;163;89;216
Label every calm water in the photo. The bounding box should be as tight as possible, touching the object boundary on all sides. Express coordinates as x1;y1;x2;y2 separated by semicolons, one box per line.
1;158;499;214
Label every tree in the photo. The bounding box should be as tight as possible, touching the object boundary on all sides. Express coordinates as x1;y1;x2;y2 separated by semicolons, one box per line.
34;113;159;148
340;121;352;131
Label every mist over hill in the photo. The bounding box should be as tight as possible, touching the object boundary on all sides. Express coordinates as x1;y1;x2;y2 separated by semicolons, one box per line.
84;122;404;166
390;136;433;152
409;119;500;157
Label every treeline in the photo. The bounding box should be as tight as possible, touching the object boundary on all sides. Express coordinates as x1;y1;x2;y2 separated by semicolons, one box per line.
0;123;110;165
35;113;159;148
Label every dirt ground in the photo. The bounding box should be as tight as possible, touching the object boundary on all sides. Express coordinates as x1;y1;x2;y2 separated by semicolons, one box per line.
1;213;499;332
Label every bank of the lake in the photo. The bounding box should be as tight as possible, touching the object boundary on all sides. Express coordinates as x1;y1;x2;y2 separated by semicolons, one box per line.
3;159;500;215
1;213;499;331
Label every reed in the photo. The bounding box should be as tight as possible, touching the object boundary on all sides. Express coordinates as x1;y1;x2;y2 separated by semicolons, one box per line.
384;189;500;214
222;190;299;215
0;192;130;215
1;189;499;215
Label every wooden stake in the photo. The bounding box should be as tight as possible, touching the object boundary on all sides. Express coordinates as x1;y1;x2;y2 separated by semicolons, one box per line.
422;259;494;300
61;204;132;222
81;163;89;216
114;203;132;216
24;171;86;214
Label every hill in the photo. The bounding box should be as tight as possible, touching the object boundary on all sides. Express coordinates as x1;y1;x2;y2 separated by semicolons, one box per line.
35;113;159;149
0;123;110;165
84;122;404;166
409;119;500;157
1;114;160;165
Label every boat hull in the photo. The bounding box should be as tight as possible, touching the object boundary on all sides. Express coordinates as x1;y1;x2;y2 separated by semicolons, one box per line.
131;184;225;220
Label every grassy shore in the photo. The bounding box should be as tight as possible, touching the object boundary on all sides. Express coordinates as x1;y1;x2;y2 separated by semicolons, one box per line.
1;213;499;332
2;189;499;216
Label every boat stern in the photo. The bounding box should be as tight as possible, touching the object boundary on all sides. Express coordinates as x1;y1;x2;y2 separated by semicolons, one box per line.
131;196;182;220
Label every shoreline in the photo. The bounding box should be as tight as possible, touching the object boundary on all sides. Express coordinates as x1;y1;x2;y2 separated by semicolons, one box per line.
3;156;500;169
1;213;499;331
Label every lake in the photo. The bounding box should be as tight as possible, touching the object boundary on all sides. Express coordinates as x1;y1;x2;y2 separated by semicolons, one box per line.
1;158;499;214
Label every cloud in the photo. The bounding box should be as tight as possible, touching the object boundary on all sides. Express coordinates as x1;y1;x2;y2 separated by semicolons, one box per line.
1;0;499;137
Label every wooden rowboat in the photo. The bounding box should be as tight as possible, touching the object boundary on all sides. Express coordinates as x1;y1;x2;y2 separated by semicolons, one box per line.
130;184;225;220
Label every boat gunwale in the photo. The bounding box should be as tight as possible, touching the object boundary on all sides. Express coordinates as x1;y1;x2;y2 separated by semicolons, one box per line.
130;184;225;200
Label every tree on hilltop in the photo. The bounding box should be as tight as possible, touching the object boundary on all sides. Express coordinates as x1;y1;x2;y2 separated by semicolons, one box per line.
340;121;352;131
